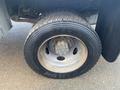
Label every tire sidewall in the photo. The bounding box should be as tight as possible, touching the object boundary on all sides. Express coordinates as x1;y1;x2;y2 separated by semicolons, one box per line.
24;22;101;79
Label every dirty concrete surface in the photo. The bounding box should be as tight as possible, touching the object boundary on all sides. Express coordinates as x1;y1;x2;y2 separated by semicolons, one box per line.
0;21;120;90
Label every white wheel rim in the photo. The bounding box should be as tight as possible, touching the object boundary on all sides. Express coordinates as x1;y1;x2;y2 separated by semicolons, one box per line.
38;35;88;73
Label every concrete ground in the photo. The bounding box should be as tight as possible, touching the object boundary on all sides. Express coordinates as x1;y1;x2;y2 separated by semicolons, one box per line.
0;21;120;90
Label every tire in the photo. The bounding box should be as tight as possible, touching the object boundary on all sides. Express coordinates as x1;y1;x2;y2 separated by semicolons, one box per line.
24;12;101;79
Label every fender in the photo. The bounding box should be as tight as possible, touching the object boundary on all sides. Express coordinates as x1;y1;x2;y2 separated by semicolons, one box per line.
96;0;120;62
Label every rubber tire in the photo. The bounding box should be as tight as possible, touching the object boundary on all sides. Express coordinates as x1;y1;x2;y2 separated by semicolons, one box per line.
24;12;101;79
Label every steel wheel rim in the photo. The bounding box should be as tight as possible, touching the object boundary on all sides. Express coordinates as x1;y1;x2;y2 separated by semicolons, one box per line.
37;35;88;73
